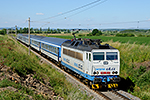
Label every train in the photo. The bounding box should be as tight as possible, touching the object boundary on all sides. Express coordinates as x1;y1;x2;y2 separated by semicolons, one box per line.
17;33;120;89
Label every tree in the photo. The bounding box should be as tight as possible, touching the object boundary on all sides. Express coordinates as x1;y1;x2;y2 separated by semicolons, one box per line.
40;28;42;33
23;27;28;33
0;28;6;35
48;27;50;31
92;29;102;36
57;28;61;33
20;28;22;33
67;29;71;33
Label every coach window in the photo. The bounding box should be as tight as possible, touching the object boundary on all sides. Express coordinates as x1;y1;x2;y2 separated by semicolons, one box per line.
49;46;51;51
55;48;57;54
53;47;55;53
51;46;53;52
89;53;91;61
43;44;45;48
52;47;54;53
47;45;49;50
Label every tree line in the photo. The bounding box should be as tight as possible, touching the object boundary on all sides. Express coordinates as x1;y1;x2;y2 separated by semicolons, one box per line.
0;27;71;35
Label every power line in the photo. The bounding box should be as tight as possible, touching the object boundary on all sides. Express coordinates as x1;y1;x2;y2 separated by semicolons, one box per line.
36;0;102;21
37;0;108;28
97;20;150;25
40;19;150;28
65;0;108;19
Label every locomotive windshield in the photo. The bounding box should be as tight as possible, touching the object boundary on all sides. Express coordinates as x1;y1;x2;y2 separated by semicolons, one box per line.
106;52;118;60
93;52;118;60
93;52;104;60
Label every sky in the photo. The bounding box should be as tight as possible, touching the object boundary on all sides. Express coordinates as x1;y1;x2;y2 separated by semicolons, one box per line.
1;0;150;29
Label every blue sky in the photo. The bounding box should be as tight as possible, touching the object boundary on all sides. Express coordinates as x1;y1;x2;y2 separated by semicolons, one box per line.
1;0;150;29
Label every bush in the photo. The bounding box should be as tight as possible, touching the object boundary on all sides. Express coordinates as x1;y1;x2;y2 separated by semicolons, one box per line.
78;34;85;37
87;33;92;36
116;33;135;37
95;32;102;36
138;34;144;37
146;35;150;37
0;29;6;35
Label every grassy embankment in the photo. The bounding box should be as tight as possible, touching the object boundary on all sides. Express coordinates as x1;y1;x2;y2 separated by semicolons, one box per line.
48;34;150;100
0;35;92;100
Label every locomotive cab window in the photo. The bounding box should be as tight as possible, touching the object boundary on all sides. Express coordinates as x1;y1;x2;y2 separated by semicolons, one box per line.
86;53;88;60
89;53;91;61
93;52;104;60
106;52;118;60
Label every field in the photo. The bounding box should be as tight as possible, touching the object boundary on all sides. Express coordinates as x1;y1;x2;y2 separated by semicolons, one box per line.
48;34;150;99
46;34;150;45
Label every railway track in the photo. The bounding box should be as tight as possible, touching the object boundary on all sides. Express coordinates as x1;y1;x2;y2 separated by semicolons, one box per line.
97;90;131;100
10;35;140;100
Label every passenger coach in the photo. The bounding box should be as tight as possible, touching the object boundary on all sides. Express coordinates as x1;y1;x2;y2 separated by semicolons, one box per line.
17;34;70;62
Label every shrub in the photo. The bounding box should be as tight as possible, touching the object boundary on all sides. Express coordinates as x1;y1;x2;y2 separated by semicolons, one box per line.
87;33;92;36
78;34;85;37
116;33;135;37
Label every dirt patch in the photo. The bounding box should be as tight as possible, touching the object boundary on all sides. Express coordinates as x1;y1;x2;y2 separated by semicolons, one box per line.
134;61;150;71
0;64;64;100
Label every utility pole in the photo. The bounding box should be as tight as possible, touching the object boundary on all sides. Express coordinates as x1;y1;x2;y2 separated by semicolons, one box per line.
15;25;17;36
28;17;30;55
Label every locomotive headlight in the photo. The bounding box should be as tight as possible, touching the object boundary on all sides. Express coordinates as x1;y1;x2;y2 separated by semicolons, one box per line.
93;71;96;74
112;71;118;74
115;71;118;74
112;71;115;74
96;71;99;74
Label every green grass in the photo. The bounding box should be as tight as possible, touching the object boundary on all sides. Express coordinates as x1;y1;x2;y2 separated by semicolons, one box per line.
107;41;150;100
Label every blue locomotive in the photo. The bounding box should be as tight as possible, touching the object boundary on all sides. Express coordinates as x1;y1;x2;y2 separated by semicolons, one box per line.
17;33;120;89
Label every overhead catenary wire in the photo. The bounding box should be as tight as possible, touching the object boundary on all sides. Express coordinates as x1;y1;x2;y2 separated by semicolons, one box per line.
36;0;102;21
36;0;108;28
37;19;150;29
65;0;108;19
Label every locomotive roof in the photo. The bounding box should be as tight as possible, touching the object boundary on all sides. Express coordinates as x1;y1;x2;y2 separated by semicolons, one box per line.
62;39;117;52
17;34;70;46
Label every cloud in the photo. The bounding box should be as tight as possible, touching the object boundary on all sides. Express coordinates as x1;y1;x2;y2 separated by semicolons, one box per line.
36;13;44;15
58;12;62;15
4;22;8;23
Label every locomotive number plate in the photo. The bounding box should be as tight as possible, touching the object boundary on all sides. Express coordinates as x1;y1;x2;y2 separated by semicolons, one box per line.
108;84;118;88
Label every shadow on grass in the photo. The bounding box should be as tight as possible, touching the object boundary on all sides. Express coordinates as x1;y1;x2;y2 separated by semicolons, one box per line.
119;77;135;92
